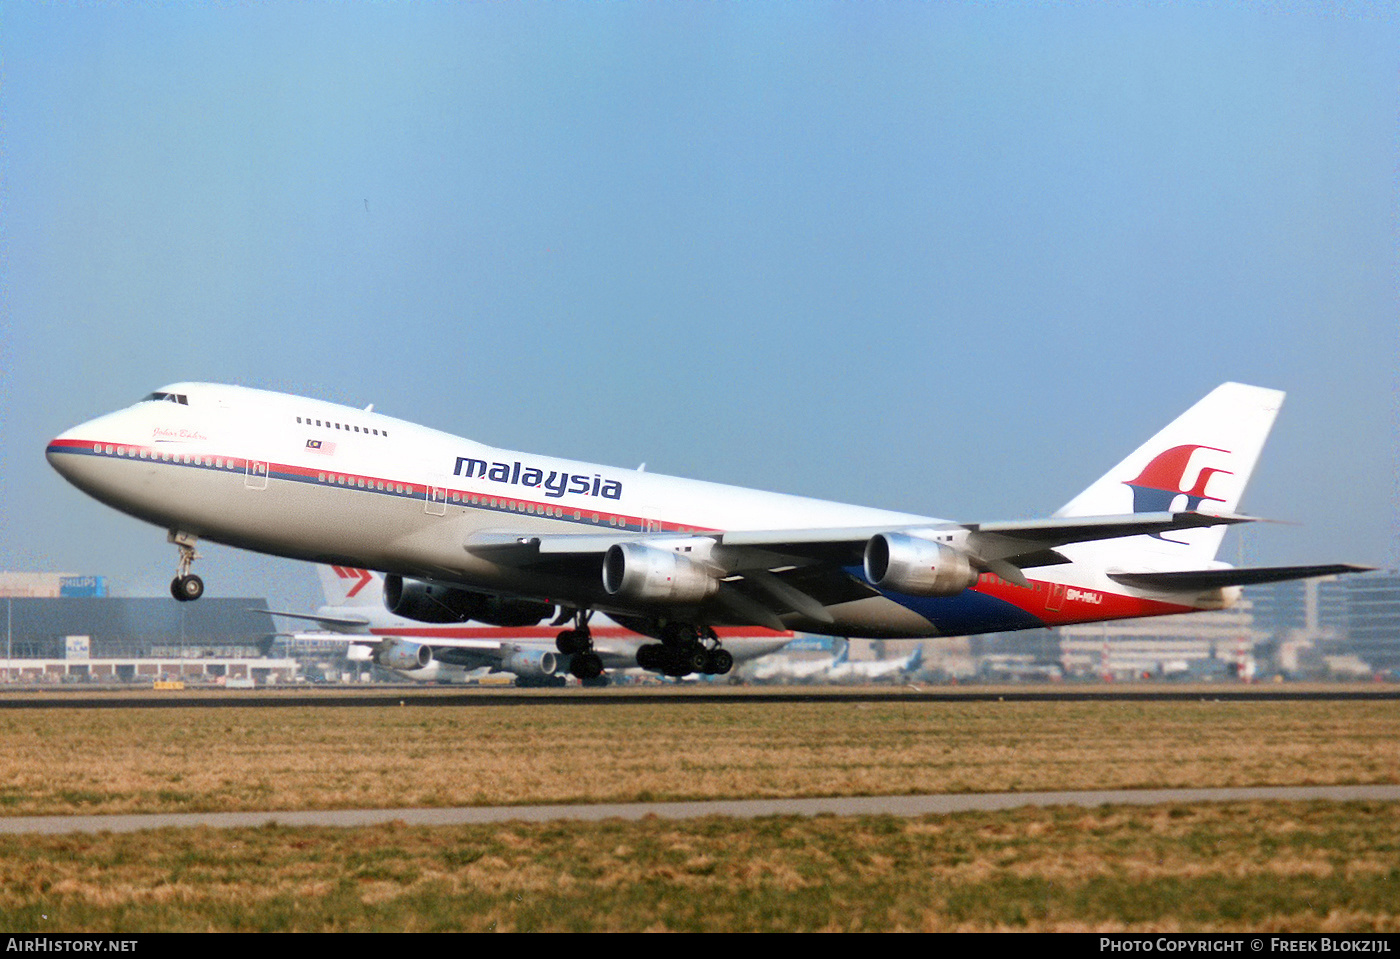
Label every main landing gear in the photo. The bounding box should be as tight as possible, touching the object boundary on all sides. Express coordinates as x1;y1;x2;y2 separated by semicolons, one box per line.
636;624;734;679
168;530;204;603
556;610;605;681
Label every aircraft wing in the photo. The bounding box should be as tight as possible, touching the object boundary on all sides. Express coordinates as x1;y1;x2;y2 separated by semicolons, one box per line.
282;631;581;671
718;512;1256;565
466;511;1254;572
409;637;521;668
267;624;540;668
462;512;1257;615
959;511;1256;550
373;635;640;673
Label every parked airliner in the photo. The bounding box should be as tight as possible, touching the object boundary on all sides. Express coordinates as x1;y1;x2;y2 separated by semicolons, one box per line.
46;382;1368;680
275;565;792;684
742;640;850;685
828;645;925;684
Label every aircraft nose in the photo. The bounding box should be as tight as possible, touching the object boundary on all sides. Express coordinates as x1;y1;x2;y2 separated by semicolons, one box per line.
47;421;94;482
46;413;117;486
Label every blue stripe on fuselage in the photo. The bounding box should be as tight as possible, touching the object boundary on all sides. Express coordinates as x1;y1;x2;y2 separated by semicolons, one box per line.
844;566;1046;635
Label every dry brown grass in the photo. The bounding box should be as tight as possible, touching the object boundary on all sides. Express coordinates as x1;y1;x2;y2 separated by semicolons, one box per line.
0;694;1395;815
1;800;1396;931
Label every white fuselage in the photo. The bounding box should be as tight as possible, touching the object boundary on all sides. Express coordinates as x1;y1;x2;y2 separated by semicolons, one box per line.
47;383;1204;638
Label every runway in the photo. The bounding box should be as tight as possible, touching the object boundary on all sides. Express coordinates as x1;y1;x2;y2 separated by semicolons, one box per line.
3;784;1397;834
1;684;1398;709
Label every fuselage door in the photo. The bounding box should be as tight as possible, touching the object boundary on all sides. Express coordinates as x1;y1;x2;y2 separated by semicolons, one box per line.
245;458;269;490
424;481;447;516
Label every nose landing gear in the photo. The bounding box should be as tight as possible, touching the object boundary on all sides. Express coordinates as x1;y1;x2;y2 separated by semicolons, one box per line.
168;530;204;602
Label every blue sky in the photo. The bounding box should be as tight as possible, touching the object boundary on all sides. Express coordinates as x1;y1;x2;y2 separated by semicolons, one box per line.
2;2;1395;612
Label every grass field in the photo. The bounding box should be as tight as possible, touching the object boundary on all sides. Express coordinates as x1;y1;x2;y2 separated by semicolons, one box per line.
2;802;1396;931
0;690;1396;931
0;692;1395;814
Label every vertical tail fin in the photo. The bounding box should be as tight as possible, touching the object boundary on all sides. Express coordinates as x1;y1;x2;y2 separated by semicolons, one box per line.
316;565;382;608
1055;383;1284;567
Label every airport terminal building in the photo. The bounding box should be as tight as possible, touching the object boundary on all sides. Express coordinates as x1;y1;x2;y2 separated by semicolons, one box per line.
1;572;292;684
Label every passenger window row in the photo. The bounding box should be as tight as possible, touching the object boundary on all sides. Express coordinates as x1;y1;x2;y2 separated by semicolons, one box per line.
296;415;387;437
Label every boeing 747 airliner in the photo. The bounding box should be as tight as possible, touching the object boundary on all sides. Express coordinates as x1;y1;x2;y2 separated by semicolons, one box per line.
46;382;1368;680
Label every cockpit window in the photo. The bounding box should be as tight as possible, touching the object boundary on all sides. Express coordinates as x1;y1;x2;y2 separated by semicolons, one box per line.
142;392;189;405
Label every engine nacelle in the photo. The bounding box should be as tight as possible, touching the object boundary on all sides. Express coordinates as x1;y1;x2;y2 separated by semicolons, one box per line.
502;647;560;681
383;574;475;623
467;594;557;628
383;575;554;627
602;542;720;604
373;638;432;671
864;532;980;596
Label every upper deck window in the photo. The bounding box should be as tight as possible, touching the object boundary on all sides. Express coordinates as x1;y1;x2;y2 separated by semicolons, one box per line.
298;414;388;438
142;392;188;405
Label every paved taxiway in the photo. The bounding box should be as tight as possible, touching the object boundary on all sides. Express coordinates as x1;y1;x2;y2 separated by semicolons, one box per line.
2;685;1398;709
3;785;1398;835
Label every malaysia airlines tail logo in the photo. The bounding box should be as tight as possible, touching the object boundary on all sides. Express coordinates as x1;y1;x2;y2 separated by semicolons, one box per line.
1124;444;1233;541
332;566;373;598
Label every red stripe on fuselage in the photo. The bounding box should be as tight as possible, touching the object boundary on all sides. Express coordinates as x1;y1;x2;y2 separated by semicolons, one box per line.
968;572;1197;627
47;438;721;536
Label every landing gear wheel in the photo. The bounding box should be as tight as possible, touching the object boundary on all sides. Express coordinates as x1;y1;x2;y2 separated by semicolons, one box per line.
171;574;204;603
569;651;604;680
556;629;588;655
681;643;709;675
707;648;734;675
636;643;666;670
650;623;730;677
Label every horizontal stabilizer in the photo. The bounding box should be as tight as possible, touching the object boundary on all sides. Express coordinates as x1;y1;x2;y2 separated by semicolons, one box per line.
258;609;371;630
1109;564;1374;591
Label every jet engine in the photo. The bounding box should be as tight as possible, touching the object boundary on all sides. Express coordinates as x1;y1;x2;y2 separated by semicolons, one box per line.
373;638;432;671
863;532;980;596
602;542;720;604
502;647;560;681
383;574;554;627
